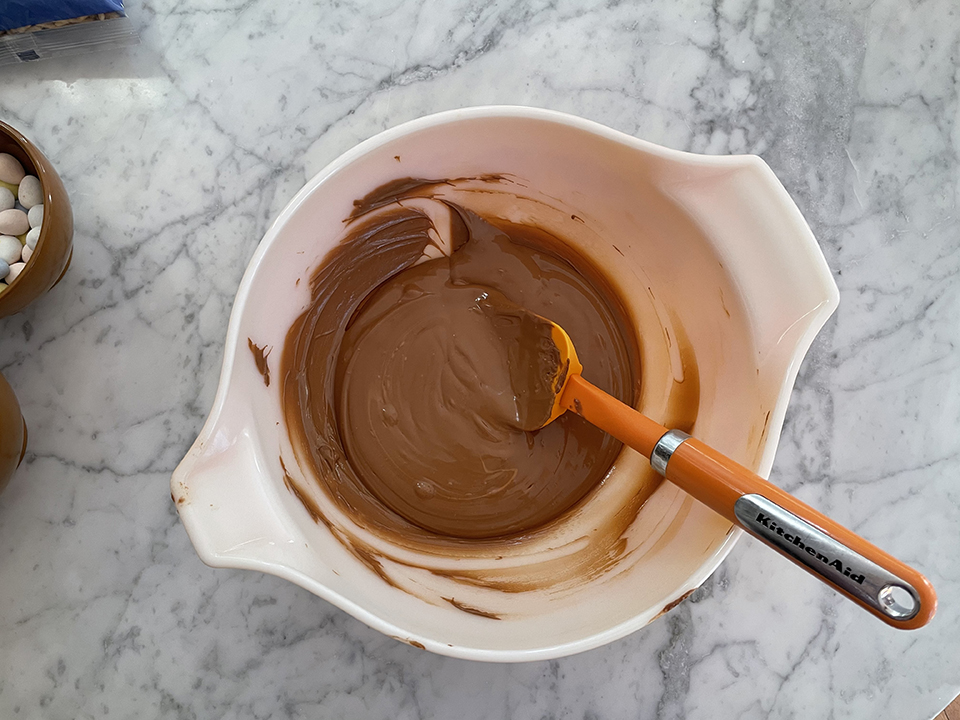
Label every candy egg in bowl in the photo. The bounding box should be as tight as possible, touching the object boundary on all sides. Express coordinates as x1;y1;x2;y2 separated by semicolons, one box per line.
172;107;838;661
0;120;73;318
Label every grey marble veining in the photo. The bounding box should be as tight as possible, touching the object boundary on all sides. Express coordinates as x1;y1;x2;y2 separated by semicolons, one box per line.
1;1;958;718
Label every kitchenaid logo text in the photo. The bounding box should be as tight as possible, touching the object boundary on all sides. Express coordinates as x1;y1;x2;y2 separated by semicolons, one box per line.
755;512;865;585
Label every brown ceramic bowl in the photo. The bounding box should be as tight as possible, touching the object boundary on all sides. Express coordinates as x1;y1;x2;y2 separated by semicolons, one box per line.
0;121;73;318
0;371;27;495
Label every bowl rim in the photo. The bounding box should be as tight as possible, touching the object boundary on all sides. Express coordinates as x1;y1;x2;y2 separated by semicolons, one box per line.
174;105;839;662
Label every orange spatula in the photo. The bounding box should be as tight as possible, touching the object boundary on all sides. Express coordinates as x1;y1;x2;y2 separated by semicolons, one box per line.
526;318;937;629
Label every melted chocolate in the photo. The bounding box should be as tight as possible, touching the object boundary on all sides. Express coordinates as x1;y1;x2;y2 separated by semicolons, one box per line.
281;179;638;540
248;339;271;387
273;176;712;618
475;290;566;433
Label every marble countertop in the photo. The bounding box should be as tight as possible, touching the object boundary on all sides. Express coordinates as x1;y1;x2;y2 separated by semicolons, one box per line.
2;1;959;718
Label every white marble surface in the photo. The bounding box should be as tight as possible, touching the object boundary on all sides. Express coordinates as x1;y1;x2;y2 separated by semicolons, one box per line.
1;0;958;717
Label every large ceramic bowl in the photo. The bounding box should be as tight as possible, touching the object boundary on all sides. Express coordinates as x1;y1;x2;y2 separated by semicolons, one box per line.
172;107;838;661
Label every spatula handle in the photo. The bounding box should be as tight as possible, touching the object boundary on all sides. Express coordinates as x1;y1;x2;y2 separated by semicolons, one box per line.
561;375;937;629
660;434;936;629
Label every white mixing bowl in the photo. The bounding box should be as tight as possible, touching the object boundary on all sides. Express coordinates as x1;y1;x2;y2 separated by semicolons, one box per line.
172;106;838;661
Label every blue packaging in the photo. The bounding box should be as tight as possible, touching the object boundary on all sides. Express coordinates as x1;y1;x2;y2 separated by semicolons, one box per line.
0;0;136;65
0;1;124;33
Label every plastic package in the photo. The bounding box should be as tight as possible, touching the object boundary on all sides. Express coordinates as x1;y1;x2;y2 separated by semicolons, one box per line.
0;0;138;65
